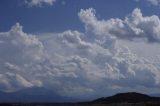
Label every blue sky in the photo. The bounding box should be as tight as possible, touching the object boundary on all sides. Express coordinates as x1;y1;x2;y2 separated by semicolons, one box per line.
1;0;160;101
1;0;160;33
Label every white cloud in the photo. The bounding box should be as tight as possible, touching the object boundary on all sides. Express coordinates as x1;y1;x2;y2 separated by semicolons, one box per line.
0;8;160;98
25;0;56;7
79;8;160;42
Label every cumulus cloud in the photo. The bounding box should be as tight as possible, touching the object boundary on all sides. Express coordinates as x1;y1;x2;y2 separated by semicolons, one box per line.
0;23;45;91
25;0;56;7
0;8;160;98
79;8;160;42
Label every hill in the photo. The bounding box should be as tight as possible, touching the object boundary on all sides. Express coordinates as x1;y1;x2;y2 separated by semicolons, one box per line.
91;92;160;104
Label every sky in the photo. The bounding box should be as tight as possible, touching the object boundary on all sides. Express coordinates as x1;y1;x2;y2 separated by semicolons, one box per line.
1;0;160;33
1;0;160;101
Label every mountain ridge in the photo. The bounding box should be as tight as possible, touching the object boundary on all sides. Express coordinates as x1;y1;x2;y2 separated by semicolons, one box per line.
0;88;160;105
90;92;160;104
0;87;76;103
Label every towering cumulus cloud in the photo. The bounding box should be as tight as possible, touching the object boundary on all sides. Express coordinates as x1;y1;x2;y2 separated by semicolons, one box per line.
0;8;160;98
79;8;160;42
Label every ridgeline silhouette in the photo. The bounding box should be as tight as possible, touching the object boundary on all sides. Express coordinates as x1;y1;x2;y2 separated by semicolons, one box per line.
92;92;160;104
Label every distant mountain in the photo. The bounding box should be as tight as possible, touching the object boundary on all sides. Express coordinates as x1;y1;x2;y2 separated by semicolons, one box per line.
91;92;160;104
150;93;160;97
0;92;160;106
0;91;160;104
0;87;75;103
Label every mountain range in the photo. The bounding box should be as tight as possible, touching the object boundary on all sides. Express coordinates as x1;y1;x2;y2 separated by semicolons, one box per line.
0;87;76;103
0;88;160;106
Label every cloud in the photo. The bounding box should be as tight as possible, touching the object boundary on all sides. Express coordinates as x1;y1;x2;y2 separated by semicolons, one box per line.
147;0;160;5
25;0;56;7
79;8;160;42
136;0;160;6
0;8;160;98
